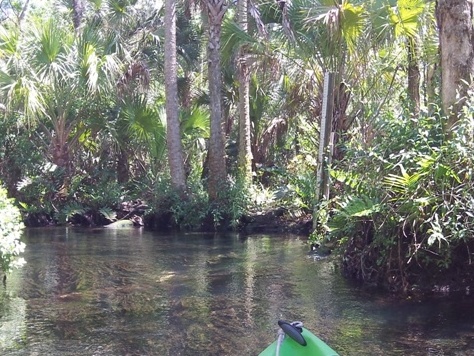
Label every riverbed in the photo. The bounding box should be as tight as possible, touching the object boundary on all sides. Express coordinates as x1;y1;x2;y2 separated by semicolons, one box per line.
1;227;474;355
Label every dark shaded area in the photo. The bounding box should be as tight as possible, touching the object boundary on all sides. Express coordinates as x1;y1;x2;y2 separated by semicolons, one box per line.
341;222;474;298
22;202;313;236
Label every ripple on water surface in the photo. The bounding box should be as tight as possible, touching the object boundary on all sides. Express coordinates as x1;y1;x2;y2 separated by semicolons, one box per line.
1;228;474;355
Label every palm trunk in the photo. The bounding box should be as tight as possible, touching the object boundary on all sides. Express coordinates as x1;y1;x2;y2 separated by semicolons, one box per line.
407;38;420;117
18;0;30;26
205;0;228;202
237;0;252;185
117;146;129;184
165;0;187;194
72;0;84;31
436;0;474;131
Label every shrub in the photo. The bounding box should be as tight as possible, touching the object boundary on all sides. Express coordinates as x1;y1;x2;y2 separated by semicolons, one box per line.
326;102;474;293
0;186;26;280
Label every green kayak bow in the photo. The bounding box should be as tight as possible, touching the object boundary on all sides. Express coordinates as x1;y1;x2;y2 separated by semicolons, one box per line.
259;320;339;356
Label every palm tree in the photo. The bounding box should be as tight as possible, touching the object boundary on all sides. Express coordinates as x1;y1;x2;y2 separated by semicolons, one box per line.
165;0;187;194
204;0;228;202
236;0;253;186
278;0;365;160
436;0;474;131
0;13;122;192
373;0;429;116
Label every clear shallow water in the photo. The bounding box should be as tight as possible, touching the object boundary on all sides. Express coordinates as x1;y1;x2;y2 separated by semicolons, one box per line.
1;227;474;355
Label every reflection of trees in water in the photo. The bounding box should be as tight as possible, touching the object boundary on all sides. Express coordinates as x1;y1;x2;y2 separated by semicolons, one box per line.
0;271;27;351
155;235;315;355
1;231;351;354
9;230;169;354
4;229;471;355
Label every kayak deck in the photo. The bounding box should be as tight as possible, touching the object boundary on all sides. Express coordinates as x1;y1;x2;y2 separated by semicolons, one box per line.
259;322;339;356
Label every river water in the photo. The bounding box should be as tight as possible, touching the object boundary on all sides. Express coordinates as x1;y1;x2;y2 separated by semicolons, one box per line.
1;227;474;355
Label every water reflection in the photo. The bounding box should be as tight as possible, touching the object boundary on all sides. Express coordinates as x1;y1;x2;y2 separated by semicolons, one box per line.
0;228;473;355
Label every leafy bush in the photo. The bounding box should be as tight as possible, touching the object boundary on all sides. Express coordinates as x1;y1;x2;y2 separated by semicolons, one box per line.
0;186;26;277
326;103;474;292
16;164;126;225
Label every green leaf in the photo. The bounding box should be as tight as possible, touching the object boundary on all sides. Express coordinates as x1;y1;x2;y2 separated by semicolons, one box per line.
99;207;117;222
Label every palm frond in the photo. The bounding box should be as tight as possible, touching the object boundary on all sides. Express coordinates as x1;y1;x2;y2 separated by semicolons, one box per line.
181;106;210;137
30;17;73;82
0;25;19;57
221;18;262;63
99;207;117;222
373;0;425;42
328;195;380;232
119;97;167;159
340;1;366;54
383;165;425;194
395;0;425;38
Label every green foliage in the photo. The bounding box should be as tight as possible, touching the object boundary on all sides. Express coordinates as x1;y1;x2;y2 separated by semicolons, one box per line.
16;164;66;217
286;169;317;210
328;99;474;289
143;173;254;231
329;195;381;231
56;202;86;225
0;186;25;274
99;207;118;222
15;162;126;225
221;176;253;228
145;175;207;230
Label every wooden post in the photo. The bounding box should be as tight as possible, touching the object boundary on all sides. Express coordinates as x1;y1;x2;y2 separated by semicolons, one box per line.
313;72;335;230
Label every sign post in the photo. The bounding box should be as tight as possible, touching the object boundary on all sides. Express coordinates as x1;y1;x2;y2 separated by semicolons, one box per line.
313;72;335;230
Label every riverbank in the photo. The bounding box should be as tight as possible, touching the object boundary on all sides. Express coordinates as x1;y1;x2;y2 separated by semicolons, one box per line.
21;206;474;298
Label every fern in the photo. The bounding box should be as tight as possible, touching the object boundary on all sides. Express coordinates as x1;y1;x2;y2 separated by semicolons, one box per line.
99;207;117;222
328;195;380;232
331;169;367;194
58;202;86;224
383;164;426;195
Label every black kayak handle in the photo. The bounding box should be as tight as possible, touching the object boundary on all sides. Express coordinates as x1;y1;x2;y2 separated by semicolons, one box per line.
278;320;307;346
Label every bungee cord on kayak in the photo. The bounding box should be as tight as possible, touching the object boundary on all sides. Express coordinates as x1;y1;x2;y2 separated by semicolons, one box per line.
275;321;305;356
259;320;339;356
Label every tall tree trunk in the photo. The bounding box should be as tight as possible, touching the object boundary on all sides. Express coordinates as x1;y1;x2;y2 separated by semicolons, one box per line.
425;63;438;114
407;38;420;116
237;0;252;185
72;0;84;31
205;0;228;202
165;0;187;194
18;0;30;26
117;146;129;184
436;0;474;131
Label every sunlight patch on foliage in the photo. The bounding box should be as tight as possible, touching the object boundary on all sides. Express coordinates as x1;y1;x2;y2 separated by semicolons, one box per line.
0;186;25;274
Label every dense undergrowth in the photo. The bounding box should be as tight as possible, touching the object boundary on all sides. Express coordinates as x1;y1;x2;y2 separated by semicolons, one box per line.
4;100;474;295
313;101;474;294
0;186;25;281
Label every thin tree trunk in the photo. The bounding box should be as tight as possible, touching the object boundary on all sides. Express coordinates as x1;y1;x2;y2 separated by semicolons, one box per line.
18;0;30;26
117;146;129;184
165;0;187;193
425;63;437;114
407;38;420;116
436;0;474;131
205;0;228;202
72;0;84;31
237;0;252;185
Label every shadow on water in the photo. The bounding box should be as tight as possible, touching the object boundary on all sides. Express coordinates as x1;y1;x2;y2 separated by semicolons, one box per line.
1;227;474;355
